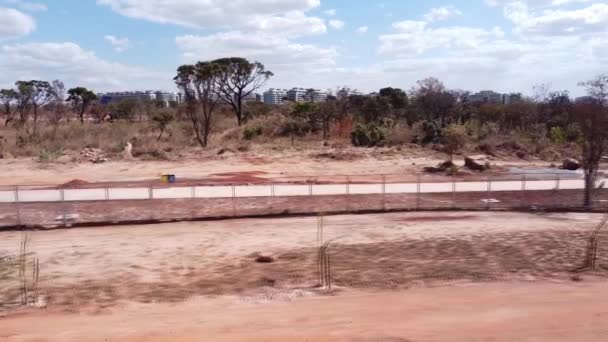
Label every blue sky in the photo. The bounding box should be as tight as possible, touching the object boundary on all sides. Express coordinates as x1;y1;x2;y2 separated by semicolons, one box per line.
1;0;607;96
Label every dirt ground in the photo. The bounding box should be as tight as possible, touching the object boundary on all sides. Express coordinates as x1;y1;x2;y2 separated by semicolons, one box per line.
2;211;608;341
0;146;554;186
2;282;608;342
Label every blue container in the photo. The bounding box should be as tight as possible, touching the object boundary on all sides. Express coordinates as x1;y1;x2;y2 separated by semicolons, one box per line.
167;174;176;184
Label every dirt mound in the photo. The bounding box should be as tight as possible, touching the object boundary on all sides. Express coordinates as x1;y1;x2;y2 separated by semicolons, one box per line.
60;179;90;188
311;151;363;161
211;171;269;184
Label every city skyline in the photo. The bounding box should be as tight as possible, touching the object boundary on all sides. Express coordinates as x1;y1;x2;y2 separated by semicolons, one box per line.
0;1;607;96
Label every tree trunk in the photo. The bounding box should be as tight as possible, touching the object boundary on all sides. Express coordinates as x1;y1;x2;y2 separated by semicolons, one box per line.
584;170;596;208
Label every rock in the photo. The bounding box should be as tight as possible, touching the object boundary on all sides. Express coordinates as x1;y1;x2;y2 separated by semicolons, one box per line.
465;155;490;171
562;158;581;171
93;157;109;164
217;147;236;156
123;142;133;160
423;166;443;173
255;255;275;263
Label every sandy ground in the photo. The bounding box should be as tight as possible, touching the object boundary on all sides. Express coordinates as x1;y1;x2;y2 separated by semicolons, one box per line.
1;212;608;305
2;281;608;342
2;211;608;341
0;147;554;186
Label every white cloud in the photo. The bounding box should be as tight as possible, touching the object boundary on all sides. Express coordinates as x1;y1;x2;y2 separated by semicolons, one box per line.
357;26;369;34
104;35;130;52
380;20;504;56
0;7;35;40
485;0;593;7
176;31;337;70
0;42;170;91
423;6;463;22
329;19;345;29
324;8;336;16
2;0;46;12
504;2;608;36
97;0;324;37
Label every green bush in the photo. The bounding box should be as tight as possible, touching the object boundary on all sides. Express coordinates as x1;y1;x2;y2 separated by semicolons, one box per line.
38;149;63;163
243;126;263;140
412;120;440;144
351;122;386;147
549;126;567;144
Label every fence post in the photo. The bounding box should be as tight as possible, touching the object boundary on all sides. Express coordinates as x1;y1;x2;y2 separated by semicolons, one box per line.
345;176;350;212
416;174;421;210
487;177;492;210
521;175;527;208
382;175;386;211
555;173;560;208
148;185;154;200
451;176;456;209
105;187;110;200
15;186;21;228
232;185;236;217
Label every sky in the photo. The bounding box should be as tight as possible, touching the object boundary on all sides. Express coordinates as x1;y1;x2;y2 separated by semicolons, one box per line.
0;0;607;96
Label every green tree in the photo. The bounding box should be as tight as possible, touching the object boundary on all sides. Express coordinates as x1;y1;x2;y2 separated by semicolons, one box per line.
441;124;467;162
67;87;97;123
213;57;273;126
152;111;174;141
174;62;222;147
0;89;17;126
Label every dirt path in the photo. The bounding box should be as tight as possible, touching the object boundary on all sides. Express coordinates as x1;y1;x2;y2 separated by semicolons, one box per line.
2;281;608;341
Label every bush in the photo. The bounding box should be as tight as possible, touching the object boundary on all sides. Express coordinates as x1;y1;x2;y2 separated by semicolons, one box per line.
412;120;440;144
385;125;414;146
441;124;467;161
549;126;567;144
243;126;263;140
351;122;386;147
38;149;63;163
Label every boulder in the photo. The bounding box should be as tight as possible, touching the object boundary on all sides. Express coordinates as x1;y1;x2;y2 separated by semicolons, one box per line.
562;158;581;171
465;155;490;171
423;160;454;174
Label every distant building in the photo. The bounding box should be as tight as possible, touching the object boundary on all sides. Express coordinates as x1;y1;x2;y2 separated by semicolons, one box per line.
286;88;307;102
469;91;522;105
304;89;327;103
243;92;262;103
99;90;179;107
469;90;503;104
263;88;287;105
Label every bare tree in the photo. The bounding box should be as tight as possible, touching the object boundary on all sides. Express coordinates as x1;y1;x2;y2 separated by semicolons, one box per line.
213;57;273;126
577;74;608;207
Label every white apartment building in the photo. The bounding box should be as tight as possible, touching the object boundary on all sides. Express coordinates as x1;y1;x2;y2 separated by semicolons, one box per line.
100;91;179;107
287;88;307;102
263;88;287;105
304;89;327;103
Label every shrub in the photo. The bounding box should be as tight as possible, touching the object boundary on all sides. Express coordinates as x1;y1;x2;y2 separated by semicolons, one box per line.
441;124;467;161
549;126;567;144
412;120;440;144
243;126;263;140
351;122;386;147
38;149;62;163
385;125;414;146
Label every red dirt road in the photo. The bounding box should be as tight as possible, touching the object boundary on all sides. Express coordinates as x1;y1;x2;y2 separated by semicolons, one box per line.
2;281;608;342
